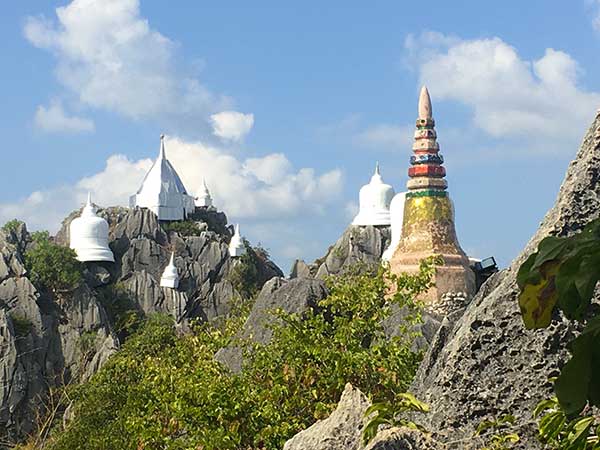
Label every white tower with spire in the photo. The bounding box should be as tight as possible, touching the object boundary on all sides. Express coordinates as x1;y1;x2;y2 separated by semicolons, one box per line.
129;135;196;221
160;252;180;289
69;193;115;262
228;224;246;258
352;163;395;226
196;179;213;208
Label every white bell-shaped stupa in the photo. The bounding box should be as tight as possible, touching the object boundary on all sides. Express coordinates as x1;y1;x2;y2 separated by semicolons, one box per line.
129;135;196;221
160;252;180;289
382;192;407;261
69;193;115;262
352;163;395;226
228;224;246;258
196;179;213;208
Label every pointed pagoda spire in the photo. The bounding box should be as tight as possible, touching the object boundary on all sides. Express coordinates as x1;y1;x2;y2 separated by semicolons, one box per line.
196;177;214;207
82;192;96;217
375;161;380;175
418;85;432;120
229;223;246;257
159;134;166;159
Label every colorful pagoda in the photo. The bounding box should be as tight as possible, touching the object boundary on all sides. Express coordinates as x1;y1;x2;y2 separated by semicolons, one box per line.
389;86;475;303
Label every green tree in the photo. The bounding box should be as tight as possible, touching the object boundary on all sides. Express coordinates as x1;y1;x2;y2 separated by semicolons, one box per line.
25;233;82;295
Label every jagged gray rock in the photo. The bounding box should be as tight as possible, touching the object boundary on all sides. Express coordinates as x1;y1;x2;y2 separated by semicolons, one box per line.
408;110;600;448
314;225;391;279
283;383;371;450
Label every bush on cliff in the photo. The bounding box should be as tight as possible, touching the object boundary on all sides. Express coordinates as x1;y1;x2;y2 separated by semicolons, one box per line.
46;262;434;450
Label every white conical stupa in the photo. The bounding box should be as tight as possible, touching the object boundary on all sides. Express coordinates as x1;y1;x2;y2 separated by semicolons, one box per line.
196;179;213;208
352;163;395;226
129;135;196;221
382;192;407;261
160;252;180;289
69;193;115;262
228;224;246;257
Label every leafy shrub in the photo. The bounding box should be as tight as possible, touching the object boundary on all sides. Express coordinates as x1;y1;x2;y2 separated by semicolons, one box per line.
2;219;24;234
24;233;82;295
9;313;33;337
46;262;433;450
227;239;261;299
95;284;142;340
161;220;203;236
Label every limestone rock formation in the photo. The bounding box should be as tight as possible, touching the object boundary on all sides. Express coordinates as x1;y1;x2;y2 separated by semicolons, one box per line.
1;206;282;444
282;383;371;450
291;225;391;279
407;110;600;448
363;427;442;450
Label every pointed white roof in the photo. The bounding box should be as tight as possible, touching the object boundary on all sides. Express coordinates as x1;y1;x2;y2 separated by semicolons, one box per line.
196;178;213;208
160;252;180;289
228;224;246;258
352;162;395;226
130;135;196;221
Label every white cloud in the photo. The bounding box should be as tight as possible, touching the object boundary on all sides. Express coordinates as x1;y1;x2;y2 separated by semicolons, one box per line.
24;0;230;129
0;136;343;233
354;123;413;151
404;32;600;145
34;101;95;133
211;111;255;142
586;0;600;31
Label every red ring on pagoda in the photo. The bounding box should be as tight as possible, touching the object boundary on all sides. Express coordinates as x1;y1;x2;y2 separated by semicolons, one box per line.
408;165;446;178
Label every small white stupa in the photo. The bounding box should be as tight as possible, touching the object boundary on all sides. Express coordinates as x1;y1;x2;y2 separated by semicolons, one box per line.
228;224;246;258
129;135;196;221
160;252;180;289
69;193;115;262
352;163;395;226
196;179;213;208
382;192;407;261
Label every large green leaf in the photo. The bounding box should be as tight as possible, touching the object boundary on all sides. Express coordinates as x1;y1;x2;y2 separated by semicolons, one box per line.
518;260;560;329
555;335;593;415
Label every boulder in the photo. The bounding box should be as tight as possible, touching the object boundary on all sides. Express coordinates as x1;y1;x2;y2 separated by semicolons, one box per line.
283;383;371;450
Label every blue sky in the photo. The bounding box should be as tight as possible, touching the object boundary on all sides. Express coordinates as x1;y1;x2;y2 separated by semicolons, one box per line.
2;0;600;272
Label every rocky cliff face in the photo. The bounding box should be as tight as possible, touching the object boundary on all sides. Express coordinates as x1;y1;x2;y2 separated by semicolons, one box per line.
0;206;282;444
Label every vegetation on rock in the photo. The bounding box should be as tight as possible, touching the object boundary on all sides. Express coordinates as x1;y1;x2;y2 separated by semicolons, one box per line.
161;220;203;237
2;218;25;234
24;231;82;295
227;238;265;299
41;262;433;450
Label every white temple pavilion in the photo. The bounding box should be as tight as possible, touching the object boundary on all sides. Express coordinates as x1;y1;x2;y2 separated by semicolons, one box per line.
129;135;196;221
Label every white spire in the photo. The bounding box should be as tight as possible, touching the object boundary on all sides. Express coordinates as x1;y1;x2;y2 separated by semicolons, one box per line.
196;178;213;208
160;251;180;289
382;192;407;261
129;134;196;221
69;193;114;262
228;224;246;257
352;162;395;226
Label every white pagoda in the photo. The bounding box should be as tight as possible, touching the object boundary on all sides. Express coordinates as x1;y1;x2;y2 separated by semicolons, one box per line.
130;135;196;221
160;252;180;289
69;193;115;262
228;224;246;257
196;179;213;208
352;163;395;226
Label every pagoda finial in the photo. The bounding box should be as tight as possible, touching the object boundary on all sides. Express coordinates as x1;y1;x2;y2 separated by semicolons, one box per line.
86;192;92;207
418;86;432;120
159;134;166;159
375;161;380;175
169;251;175;265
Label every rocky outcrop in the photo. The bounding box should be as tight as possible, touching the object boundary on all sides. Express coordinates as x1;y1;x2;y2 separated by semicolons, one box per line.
1;206;283;445
216;277;328;372
283;383;371;450
407;110;600;448
364;427;442;450
291;225;391;279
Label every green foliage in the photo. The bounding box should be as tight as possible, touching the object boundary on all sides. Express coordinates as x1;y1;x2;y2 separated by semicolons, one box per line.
362;393;429;444
24;233;82;295
96;284;142;340
474;415;520;450
161;220;203;236
534;396;599;449
516;218;600;415
30;230;51;243
46;262;433;450
78;331;98;359
227;239;261;299
9;312;33;337
2;218;24;233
